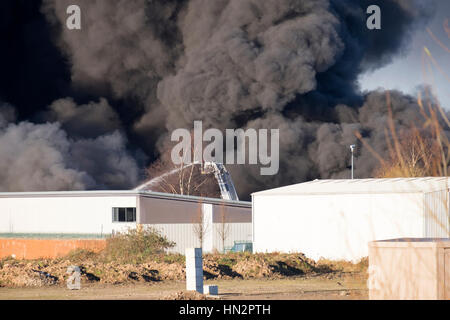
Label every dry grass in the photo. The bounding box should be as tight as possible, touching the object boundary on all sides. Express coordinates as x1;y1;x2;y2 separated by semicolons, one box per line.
360;29;450;179
317;257;368;273
356;90;450;178
372;127;442;178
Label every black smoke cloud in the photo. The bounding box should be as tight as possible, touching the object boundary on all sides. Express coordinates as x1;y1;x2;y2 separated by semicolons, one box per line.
0;111;139;191
41;0;186;153
230;90;429;196
46;97;121;138
0;0;441;197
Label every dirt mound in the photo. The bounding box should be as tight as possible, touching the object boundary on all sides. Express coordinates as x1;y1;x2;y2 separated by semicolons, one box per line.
0;253;367;288
161;290;208;300
202;257;241;279
233;259;275;278
0;258;185;287
0;262;60;287
204;252;321;278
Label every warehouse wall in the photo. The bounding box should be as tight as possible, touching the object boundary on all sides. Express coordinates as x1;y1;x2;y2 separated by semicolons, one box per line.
0;193;251;256
139;196;252;253
149;222;251;254
211;203;252;252
0;195;137;236
148;223;200;253
138;196;201;224
253;193;425;261
212;222;252;253
423;190;450;237
212;203;251;223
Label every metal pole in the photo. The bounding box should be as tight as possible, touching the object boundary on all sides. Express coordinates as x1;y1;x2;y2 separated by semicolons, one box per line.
350;145;355;179
351;150;354;179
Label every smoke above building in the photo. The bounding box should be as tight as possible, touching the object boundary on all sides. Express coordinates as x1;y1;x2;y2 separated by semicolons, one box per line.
0;0;445;198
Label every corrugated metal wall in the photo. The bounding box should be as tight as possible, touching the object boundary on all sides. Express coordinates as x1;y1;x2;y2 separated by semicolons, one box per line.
148;222;252;254
149;224;199;253
212;222;252;253
138;195;252;253
423;191;450;237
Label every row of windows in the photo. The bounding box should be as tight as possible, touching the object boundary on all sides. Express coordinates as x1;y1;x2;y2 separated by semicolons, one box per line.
112;207;136;222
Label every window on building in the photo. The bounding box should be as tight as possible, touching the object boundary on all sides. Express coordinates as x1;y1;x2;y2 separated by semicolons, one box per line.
112;207;136;222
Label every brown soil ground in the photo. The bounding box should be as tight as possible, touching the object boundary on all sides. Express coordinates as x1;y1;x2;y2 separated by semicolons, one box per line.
0;251;368;299
0;252;368;287
0;273;368;300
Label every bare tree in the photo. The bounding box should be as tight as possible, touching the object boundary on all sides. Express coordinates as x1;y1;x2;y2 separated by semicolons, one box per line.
216;203;230;253
370;120;442;178
192;201;210;249
144;133;221;198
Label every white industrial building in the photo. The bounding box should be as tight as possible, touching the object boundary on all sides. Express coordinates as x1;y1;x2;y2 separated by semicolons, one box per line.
252;177;450;261
0;190;252;254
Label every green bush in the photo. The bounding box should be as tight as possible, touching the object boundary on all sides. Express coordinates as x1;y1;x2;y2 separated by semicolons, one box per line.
101;226;175;264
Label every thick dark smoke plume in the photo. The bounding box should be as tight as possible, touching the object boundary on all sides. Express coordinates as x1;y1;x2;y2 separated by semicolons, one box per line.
0;0;441;197
0;100;139;191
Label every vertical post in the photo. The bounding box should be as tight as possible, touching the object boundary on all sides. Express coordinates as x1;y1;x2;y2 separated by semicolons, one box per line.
185;248;203;294
351;151;354;179
202;203;213;253
350;144;355;179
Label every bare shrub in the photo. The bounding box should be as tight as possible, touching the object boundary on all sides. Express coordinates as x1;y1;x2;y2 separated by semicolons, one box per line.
101;226;175;264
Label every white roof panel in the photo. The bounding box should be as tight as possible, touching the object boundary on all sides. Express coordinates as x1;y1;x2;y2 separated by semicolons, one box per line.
252;177;450;196
0;190;251;207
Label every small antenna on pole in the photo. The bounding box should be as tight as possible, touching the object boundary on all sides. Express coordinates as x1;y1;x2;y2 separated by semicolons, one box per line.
350;145;355;179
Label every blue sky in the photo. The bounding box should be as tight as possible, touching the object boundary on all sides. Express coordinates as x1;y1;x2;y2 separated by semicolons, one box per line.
359;0;449;109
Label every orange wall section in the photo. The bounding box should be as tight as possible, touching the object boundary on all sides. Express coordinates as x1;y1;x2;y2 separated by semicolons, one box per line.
0;238;106;260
